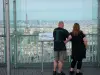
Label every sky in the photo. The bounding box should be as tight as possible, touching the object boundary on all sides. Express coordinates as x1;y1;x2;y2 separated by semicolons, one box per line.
0;0;98;21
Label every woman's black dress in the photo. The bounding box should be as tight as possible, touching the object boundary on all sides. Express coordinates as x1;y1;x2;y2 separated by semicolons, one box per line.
70;31;86;60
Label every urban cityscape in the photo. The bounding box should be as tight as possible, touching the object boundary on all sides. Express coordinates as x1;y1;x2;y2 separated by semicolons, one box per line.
0;0;100;75
0;20;98;63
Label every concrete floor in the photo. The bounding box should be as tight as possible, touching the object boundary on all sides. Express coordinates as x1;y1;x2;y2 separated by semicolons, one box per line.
0;67;100;75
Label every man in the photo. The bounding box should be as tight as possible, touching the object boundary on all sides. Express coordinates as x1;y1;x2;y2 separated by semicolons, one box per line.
53;21;69;75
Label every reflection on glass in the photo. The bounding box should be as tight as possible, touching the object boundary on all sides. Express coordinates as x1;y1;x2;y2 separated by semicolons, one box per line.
0;0;98;64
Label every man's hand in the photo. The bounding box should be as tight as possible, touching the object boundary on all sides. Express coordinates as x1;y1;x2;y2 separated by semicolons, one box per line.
64;40;68;44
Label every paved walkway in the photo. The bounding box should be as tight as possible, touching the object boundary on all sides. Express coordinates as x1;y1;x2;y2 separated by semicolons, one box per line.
0;67;100;75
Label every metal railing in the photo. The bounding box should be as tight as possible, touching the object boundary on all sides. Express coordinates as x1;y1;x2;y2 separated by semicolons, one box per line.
0;34;98;64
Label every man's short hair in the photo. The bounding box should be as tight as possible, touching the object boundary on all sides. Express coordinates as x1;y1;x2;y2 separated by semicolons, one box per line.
59;21;64;24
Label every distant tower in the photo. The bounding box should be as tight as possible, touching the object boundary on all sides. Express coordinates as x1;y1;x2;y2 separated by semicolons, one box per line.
24;0;30;34
24;14;30;34
26;13;28;26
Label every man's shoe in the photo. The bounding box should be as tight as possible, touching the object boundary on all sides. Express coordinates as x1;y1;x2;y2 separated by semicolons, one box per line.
53;71;57;75
57;73;62;75
69;71;75;75
76;72;83;75
61;71;66;75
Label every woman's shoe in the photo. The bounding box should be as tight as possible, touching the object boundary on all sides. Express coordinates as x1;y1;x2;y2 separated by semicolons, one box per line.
69;71;75;75
57;72;65;75
76;72;83;75
53;71;57;75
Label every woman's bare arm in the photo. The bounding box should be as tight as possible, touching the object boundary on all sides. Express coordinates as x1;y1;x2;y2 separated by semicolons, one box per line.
83;37;88;48
64;35;72;44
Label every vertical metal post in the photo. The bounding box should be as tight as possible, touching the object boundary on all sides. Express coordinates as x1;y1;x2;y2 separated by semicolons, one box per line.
41;41;44;73
5;0;11;75
13;0;17;68
97;0;100;66
92;27;93;62
3;0;7;63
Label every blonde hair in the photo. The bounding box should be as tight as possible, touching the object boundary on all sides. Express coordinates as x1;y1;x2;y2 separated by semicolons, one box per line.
72;23;80;36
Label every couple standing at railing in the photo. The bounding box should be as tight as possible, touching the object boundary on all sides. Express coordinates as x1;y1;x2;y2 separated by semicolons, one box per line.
53;21;88;75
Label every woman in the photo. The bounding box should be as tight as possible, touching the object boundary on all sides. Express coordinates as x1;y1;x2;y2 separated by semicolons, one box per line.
66;23;87;75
